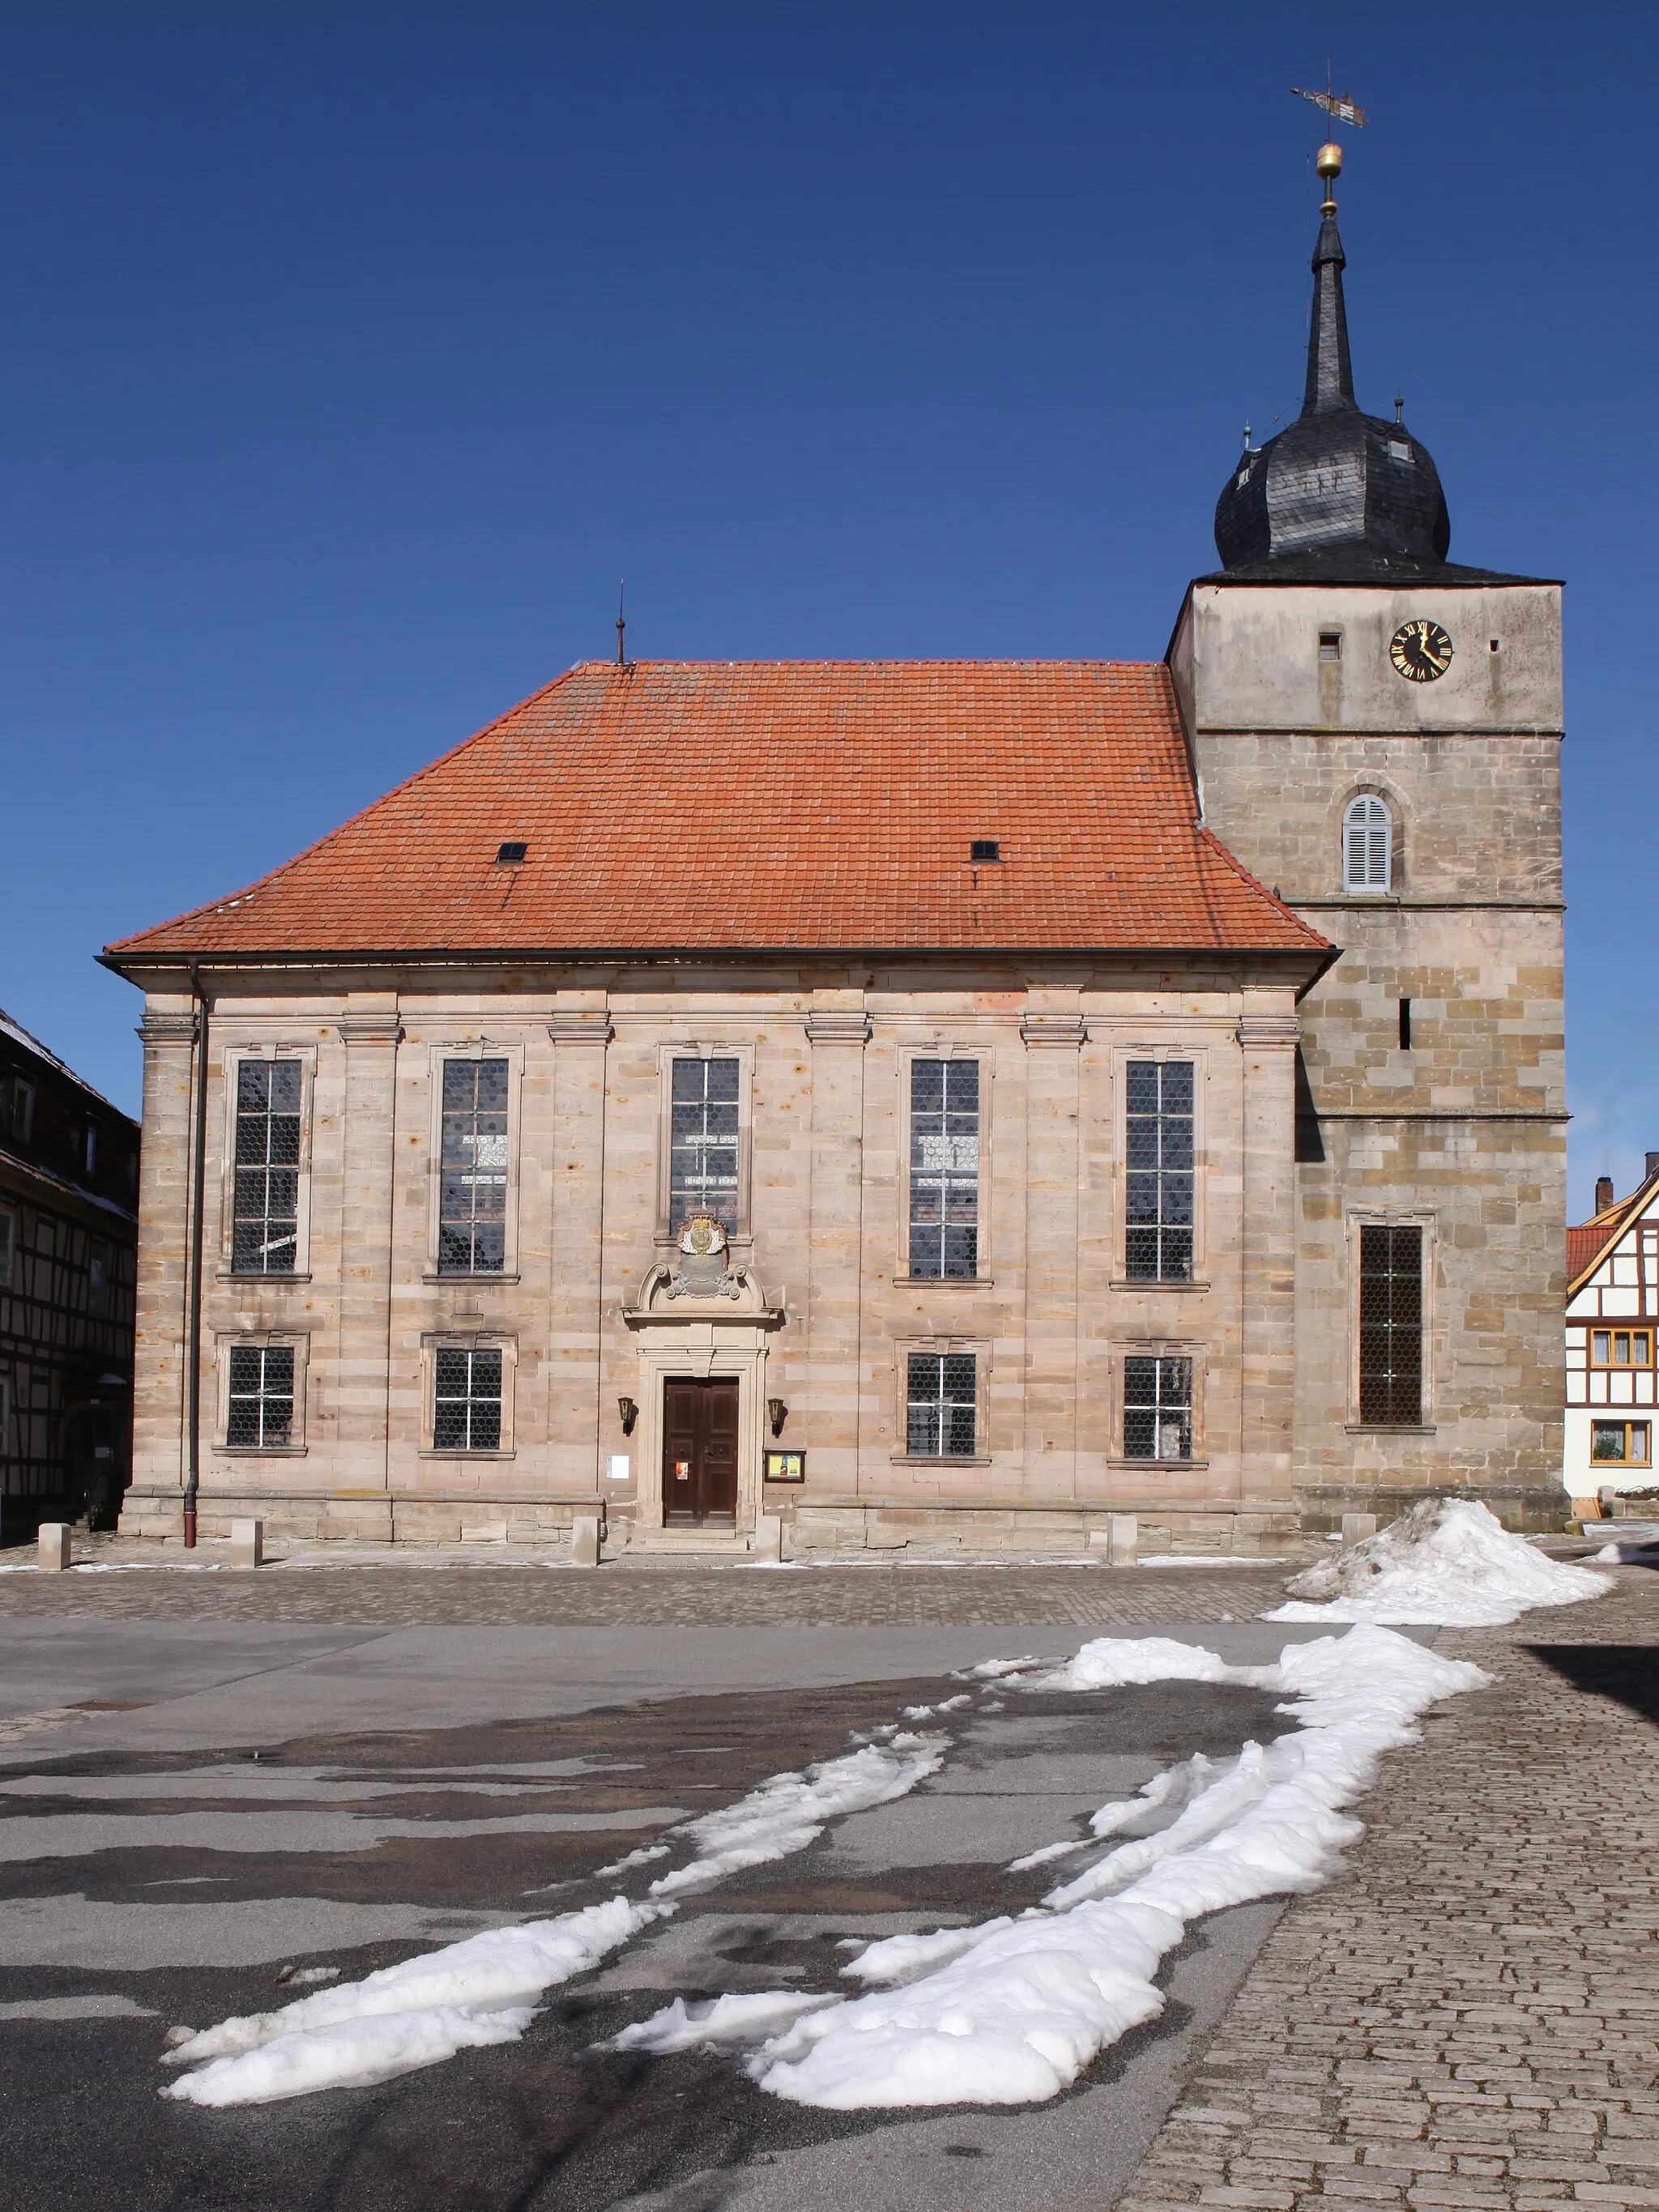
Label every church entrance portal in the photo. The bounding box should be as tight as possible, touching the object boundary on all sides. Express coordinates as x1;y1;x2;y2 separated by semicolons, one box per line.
662;1378;740;1524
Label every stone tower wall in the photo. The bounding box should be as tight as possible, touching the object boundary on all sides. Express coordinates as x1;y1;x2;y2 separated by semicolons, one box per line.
1174;579;1567;1527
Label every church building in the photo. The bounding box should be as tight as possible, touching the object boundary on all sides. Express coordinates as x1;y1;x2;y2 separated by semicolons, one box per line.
103;142;1567;1555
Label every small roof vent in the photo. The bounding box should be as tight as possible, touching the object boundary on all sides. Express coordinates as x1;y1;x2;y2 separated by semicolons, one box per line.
495;841;527;865
970;838;1000;863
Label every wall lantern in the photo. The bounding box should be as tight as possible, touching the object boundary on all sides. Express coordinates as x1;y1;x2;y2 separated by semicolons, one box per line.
618;1397;638;1435
767;1398;787;1438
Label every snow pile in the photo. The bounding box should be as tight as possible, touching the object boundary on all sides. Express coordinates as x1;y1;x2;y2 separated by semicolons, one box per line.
1266;1498;1610;1626
162;1733;944;2106
612;1625;1486;2108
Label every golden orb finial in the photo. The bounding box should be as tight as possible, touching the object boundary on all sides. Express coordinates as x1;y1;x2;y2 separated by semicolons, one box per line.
1315;139;1342;182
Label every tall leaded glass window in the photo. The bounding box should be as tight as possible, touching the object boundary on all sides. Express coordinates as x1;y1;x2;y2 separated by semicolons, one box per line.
438;1059;509;1275
670;1058;740;1233
906;1352;976;1458
227;1345;294;1449
1358;1225;1422;1424
909;1059;979;1279
1124;1061;1194;1282
232;1061;302;1275
433;1346;502;1451
1343;795;1392;893
1123;1356;1192;1461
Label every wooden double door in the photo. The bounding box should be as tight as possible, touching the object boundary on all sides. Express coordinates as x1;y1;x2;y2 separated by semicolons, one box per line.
662;1378;740;1524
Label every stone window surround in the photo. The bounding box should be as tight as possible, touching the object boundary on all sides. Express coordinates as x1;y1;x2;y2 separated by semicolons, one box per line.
1108;1043;1209;1290
418;1330;517;1458
211;1328;310;1456
892;1043;995;1285
215;1044;318;1282
890;1332;992;1465
422;1041;526;1284
1345;1208;1437;1434
653;1042;755;1253
1333;779;1407;897
1106;1337;1209;1468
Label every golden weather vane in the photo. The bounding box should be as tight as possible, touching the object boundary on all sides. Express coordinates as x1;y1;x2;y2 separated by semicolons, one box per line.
1290;79;1367;130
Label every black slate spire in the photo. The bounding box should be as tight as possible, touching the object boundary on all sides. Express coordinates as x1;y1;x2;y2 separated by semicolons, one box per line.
1209;141;1460;580
1303;207;1355;415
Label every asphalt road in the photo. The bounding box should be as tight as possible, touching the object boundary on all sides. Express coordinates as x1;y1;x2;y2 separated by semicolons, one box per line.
0;1605;1349;2212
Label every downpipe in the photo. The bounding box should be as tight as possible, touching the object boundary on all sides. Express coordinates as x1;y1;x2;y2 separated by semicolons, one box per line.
183;966;211;1547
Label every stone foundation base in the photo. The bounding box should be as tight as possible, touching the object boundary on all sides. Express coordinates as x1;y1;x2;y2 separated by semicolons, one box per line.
117;1485;599;1550
117;1479;1573;1555
1290;1482;1572;1536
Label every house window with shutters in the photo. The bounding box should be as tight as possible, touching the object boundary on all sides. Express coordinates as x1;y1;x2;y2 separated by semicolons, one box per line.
1343;795;1392;894
1358;1224;1424;1425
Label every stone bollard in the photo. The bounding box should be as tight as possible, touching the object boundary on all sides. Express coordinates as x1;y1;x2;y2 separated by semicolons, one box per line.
570;1514;601;1568
36;1523;70;1573
753;1513;783;1564
1597;1486;1619;1520
230;1518;264;1571
1340;1512;1378;1546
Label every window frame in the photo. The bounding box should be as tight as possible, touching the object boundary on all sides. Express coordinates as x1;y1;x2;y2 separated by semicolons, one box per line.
655;1045;754;1249
1110;1340;1206;1467
1110;1046;1206;1289
891;1336;991;1463
1347;1213;1435;1431
419;1333;517;1458
1341;791;1396;897
0;1206;14;1289
1590;1418;1651;1468
9;1080;34;1144
1589;1329;1653;1370
905;1054;983;1282
218;1046;316;1281
213;1332;309;1456
424;1044;524;1282
894;1046;992;1282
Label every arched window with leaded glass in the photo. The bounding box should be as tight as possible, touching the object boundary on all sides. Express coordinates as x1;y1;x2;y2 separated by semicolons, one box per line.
1342;795;1392;894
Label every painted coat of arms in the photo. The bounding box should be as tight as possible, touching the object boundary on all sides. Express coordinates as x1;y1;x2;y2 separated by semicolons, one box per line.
668;1213;740;1298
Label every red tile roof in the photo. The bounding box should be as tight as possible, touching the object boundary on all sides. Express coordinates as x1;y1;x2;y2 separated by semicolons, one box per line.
1568;1174;1659;1295
104;661;1331;965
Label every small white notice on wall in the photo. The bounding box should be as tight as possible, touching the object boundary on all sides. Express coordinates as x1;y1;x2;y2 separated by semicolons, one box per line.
606;1455;631;1483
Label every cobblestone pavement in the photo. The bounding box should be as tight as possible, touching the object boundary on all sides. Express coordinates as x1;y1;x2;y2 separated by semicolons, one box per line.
1119;1562;1659;2212
0;1557;1294;1627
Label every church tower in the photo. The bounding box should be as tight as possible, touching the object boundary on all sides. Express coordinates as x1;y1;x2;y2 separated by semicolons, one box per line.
1168;138;1567;1527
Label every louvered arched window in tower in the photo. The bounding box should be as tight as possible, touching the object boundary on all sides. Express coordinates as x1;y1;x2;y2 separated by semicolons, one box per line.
1343;795;1392;894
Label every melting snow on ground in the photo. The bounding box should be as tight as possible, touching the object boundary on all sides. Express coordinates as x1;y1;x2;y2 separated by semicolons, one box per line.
612;1625;1487;2108
160;1733;944;2106
1264;1498;1610;1626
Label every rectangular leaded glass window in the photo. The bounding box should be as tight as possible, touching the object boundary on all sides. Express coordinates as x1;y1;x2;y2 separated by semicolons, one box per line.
906;1352;976;1458
670;1058;740;1234
232;1062;302;1275
909;1059;979;1279
1358;1225;1423;1425
1124;1061;1194;1282
433;1346;502;1452
1123;1356;1192;1460
227;1344;295;1449
438;1059;509;1275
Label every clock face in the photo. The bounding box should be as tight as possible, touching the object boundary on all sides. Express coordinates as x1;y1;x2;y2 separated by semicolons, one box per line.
1389;617;1454;683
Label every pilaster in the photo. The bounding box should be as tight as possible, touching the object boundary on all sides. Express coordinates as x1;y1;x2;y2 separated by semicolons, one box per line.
548;999;613;1493
1020;1002;1085;1488
805;991;870;1493
332;1002;403;1488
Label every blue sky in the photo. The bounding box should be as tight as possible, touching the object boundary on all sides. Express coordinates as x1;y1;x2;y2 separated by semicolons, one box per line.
2;3;1653;1217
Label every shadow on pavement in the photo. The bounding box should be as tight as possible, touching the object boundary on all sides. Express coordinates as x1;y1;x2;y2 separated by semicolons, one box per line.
1525;1644;1659;1726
